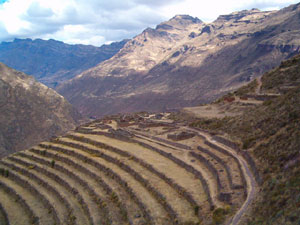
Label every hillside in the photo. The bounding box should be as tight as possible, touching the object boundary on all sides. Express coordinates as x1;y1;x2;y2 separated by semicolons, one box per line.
0;38;128;88
189;54;300;224
58;3;300;117
0;111;254;225
0;54;299;225
0;63;81;158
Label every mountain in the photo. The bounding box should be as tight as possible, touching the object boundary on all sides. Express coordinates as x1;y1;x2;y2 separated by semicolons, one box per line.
189;53;300;224
58;3;300;117
0;56;298;225
0;63;81;158
0;38;128;88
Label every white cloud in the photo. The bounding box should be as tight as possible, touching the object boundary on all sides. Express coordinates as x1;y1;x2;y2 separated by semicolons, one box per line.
159;0;300;22
0;0;299;46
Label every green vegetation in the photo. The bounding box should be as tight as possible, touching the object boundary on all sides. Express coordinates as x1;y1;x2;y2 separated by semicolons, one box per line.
194;205;200;215
190;54;300;224
234;79;258;96
213;79;258;104
190;117;230;132
212;207;230;224
0;168;9;177
262;55;300;92
51;160;55;168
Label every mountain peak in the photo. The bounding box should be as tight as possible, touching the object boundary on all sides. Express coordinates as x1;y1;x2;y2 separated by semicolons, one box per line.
215;8;266;22
156;15;202;30
171;14;202;23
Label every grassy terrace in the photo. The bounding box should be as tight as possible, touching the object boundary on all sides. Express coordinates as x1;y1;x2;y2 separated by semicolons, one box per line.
0;111;251;225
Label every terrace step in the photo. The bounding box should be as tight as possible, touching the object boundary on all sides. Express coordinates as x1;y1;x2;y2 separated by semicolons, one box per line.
32;146;148;225
58;137;200;224
71;133;210;206
0;162;62;224
29;147;132;225
0;180;36;225
3;156;88;225
39;142;166;224
203;141;247;198
18;151;106;225
0;202;9;225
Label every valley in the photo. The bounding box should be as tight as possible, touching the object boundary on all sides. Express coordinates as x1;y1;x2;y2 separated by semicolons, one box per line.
58;4;300;117
0;2;300;225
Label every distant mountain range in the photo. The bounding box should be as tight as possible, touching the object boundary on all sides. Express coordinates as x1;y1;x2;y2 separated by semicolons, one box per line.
1;3;299;119
0;63;81;157
57;3;300;117
0;38;128;88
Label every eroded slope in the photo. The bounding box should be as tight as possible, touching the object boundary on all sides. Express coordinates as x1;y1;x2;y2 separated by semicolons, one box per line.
0;63;81;157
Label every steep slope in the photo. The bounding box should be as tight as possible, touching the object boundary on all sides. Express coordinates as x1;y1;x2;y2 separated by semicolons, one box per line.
189;54;300;224
0;63;81;158
0;38;128;88
58;3;300;117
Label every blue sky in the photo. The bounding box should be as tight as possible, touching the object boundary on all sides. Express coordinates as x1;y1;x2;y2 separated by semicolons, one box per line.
0;0;299;46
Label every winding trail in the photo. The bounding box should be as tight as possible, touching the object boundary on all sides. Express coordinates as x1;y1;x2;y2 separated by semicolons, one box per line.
186;127;256;225
255;77;262;94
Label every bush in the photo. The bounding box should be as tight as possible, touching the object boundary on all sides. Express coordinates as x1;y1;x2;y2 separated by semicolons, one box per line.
4;169;9;177
0;168;4;176
51;160;55;168
212;208;229;224
194;205;200;215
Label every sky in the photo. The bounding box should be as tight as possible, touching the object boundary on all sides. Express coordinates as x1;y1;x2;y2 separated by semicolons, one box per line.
0;0;299;46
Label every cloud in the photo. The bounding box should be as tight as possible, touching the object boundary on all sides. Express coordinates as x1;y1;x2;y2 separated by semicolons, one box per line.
159;0;300;22
134;0;182;8
0;21;9;40
0;0;299;46
26;1;54;18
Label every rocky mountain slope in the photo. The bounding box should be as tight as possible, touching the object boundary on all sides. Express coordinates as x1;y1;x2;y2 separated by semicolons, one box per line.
58;3;300;117
0;38;128;88
189;54;300;224
0;63;81;158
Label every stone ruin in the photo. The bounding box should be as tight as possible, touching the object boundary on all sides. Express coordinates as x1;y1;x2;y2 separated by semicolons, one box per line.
167;131;195;141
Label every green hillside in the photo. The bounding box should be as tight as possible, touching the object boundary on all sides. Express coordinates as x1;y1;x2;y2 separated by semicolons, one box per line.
190;54;300;224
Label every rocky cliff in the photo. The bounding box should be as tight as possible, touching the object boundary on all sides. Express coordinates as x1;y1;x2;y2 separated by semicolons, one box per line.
0;63;81;157
58;3;300;117
0;38;128;88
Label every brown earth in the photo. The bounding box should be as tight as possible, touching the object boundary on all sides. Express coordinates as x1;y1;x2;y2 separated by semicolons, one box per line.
58;3;300;117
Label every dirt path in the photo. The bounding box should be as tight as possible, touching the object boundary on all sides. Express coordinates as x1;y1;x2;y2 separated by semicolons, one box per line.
186;127;256;225
255;77;262;94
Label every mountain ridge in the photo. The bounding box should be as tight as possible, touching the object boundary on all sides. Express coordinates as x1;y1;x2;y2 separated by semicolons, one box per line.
0;62;81;158
0;38;129;88
57;3;300;117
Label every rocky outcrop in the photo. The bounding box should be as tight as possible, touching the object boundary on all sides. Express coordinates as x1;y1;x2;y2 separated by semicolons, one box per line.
58;3;300;117
0;63;81;158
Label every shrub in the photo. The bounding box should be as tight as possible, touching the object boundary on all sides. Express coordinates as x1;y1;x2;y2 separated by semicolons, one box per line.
51;160;55;168
194;205;200;215
0;168;4;176
212;207;229;224
4;169;9;177
28;165;36;170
